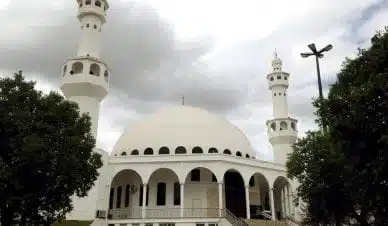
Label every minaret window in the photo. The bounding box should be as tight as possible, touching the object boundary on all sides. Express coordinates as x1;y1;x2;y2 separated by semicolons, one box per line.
270;77;274;81
90;63;101;76
71;62;83;74
93;25;97;29
159;146;170;154
277;75;281;79
246;154;250;158
274;93;276;96
291;122;296;131
223;149;231;155
236;151;242;157
63;65;67;77
279;92;281;96
270;123;276;131
131;149;139;155
144;148;153;155
208;147;218;153
284;76;288;80
104;70;109;82
85;0;91;5
192;146;203;154
86;23;90;28
280;121;288;130
175;146;187;154
95;0;102;7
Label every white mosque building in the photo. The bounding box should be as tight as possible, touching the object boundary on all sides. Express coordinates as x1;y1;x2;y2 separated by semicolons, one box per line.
60;1;303;226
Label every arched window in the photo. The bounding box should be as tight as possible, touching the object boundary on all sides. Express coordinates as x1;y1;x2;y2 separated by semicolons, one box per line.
131;149;139;155
208;147;218;153
159;146;170;154
104;70;109;82
144;148;153;155
249;177;255;187
291;122;296;131
124;185;130;207
192;146;203;154
284;76;288;80
70;62;83;74
173;182;180;205
157;183;166;206
85;0;91;5
109;188;114;209
120;152;127;156
280;121;288;130
236;151;242;157
223;149;231;155
277;75;281;79
270;122;276;131
116;186;122;208
90;63;100;76
270;76;274;81
175;146;186;154
93;24;97;29
246;154;250;158
95;0;102;7
63;65;67;77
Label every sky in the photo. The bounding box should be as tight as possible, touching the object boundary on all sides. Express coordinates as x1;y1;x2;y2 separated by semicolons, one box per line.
0;0;387;160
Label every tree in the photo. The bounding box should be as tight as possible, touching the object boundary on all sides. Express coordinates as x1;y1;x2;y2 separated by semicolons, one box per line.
0;71;102;225
287;27;388;225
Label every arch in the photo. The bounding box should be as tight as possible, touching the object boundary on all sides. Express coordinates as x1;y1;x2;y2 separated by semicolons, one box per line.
147;167;179;186
270;122;276;131
90;63;100;76
184;167;219;183
236;151;242;157
63;65;67;77
95;0;102;7
144;148;153;155
110;169;143;212
245;154;250;158
131;149;139;155
104;70;109;82
159;146;170;155
280;121;288;130
208;147;218;153
175;146;186;154
224;169;246;218
223;149;232;155
273;176;292;220
85;0;91;5
70;62;83;74
291;122;296;131
192;146;203;154
120;152;127;156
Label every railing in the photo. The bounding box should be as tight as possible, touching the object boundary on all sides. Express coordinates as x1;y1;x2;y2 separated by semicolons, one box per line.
108;208;142;219
223;209;248;226
108;208;220;220
260;211;272;220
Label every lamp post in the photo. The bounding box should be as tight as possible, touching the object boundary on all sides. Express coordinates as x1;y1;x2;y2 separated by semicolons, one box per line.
301;43;332;131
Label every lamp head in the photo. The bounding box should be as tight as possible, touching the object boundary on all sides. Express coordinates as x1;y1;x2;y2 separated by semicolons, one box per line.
308;43;317;53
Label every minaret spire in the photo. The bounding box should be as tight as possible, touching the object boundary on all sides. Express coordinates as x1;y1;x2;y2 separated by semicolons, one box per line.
181;95;185;105
265;50;298;164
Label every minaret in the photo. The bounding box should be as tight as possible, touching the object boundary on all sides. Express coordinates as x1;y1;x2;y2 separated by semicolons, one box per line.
266;51;298;164
60;0;110;139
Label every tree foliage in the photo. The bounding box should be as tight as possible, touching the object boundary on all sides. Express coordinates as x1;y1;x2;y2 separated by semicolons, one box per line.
0;71;102;225
287;27;388;225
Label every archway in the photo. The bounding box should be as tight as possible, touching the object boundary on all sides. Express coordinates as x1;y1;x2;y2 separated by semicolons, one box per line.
224;169;246;218
109;169;143;219
147;168;180;218
273;176;292;220
184;167;219;217
248;172;270;219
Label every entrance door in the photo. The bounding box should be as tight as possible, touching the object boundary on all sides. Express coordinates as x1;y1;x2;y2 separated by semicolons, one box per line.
192;199;201;217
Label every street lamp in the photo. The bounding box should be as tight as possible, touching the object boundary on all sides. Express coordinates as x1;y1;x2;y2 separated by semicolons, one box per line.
301;43;332;131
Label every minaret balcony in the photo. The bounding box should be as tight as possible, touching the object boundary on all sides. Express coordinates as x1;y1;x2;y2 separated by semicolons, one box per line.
266;118;298;145
78;0;107;22
267;71;289;89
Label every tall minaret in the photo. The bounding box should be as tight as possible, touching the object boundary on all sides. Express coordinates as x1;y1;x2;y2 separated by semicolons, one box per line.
60;0;110;139
266;51;298;164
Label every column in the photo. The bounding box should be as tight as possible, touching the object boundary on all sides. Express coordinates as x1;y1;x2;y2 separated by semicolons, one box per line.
269;187;276;221
286;185;291;218
281;187;285;219
218;183;223;217
180;183;184;218
245;186;251;219
141;184;147;218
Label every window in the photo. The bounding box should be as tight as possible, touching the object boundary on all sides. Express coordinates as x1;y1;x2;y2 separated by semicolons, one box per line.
192;146;203;154
277;75;281;79
86;23;90;28
157;183;166;206
125;185;130;207
236;151;242;157
131;149;139;155
145;224;153;226
144;148;153;155
208;147;218;153
85;0;91;5
196;224;205;226
209;223;218;226
246;154;250;158
284;76;288;80
270;77;274;81
175;146;186;154
120;152;127;156
116;186;122;208
95;0;102;7
159;146;170;154
249;177;255;187
274;93;276;96
93;24;97;29
132;224;140;226
191;169;200;181
173;182;180;205
223;149;231;155
109;188;114;209
159;223;174;226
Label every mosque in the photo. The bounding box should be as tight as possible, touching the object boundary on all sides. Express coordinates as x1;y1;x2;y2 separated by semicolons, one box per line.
60;0;303;225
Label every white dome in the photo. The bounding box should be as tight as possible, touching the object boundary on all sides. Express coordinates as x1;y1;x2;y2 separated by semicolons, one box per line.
112;105;256;158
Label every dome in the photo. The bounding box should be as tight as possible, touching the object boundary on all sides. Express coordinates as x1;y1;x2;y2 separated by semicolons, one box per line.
112;105;255;158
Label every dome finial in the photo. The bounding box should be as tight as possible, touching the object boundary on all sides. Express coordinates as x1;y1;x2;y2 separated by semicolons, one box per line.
274;48;278;58
181;95;185;105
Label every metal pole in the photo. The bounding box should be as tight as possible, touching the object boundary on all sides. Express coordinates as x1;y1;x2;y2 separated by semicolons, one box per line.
315;55;324;101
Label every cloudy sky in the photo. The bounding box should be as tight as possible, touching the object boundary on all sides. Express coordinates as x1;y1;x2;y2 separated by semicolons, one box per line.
0;0;387;160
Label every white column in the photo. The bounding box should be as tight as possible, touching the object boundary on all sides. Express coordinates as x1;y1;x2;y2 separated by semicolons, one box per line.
141;184;147;218
218;183;223;217
180;183;184;218
281;187;285;219
245;186;251;219
286;185;291;218
269;188;276;221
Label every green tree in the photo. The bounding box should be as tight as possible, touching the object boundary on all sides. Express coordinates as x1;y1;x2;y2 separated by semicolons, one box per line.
287;27;388;225
0;71;103;225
